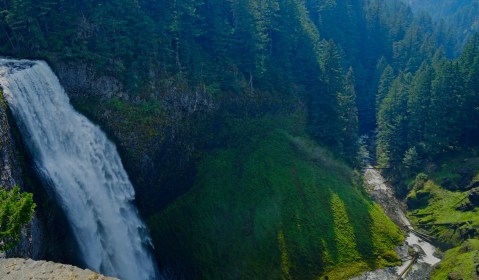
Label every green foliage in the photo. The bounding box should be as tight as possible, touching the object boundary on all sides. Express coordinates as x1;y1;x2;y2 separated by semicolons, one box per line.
70;95;166;167
0;88;7;109
337;68;360;160
431;239;479;280
148;115;403;279
407;155;479;246
0;186;36;252
376;65;394;108
411;173;429;190
406;173;431;208
356;136;371;166
376;73;411;168
0;0;460;138
309;41;359;159
2;0;476;275
376;35;479;172
403;147;421;173
406;63;433;146
408;0;479;55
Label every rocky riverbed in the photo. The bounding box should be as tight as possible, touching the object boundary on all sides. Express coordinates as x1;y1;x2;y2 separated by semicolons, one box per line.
351;167;441;280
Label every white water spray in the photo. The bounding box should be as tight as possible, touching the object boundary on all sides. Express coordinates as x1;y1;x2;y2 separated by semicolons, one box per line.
0;59;159;280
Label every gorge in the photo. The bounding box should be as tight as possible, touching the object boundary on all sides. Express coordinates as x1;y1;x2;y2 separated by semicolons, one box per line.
0;0;478;279
353;167;441;279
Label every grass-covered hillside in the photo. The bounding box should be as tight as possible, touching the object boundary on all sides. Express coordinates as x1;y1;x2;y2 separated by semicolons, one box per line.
431;239;479;280
407;155;479;245
405;154;479;278
148;114;403;279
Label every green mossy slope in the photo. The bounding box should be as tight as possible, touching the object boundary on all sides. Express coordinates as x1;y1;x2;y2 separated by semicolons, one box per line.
148;116;403;279
405;154;479;278
431;239;479;280
407;155;479;246
407;180;479;245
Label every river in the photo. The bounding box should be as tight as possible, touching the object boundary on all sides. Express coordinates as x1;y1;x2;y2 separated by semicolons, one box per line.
351;167;441;280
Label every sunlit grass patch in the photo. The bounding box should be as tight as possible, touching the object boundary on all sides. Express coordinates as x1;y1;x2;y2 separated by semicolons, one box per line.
148;115;403;279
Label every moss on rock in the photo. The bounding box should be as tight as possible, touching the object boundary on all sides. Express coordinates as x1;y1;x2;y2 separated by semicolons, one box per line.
431;239;479;280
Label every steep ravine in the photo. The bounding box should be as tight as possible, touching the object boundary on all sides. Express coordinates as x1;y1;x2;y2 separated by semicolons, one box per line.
1;57;218;274
37;63;405;279
352;167;441;279
1;59;426;278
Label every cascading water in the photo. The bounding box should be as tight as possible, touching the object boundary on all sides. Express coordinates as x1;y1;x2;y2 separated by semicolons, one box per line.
0;59;159;280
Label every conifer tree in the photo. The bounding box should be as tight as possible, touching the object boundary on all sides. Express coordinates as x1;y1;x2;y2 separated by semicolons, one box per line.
376;73;411;168
407;63;433;147
376;65;394;109
338;67;359;160
309;40;344;147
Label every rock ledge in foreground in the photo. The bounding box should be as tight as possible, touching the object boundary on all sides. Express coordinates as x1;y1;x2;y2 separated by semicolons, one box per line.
0;258;118;279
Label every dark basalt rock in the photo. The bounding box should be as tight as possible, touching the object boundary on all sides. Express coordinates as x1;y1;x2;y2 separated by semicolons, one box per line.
455;201;475;212
468;188;479;206
459;226;478;240
447;271;463;280
441;177;456;190
466;180;479;191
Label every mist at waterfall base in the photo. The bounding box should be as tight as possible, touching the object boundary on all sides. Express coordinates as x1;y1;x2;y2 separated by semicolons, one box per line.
0;59;160;280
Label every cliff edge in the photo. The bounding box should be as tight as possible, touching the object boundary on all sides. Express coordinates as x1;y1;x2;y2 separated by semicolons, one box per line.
0;258;117;280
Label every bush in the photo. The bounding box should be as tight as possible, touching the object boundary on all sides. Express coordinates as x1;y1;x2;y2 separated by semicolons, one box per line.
0;186;36;252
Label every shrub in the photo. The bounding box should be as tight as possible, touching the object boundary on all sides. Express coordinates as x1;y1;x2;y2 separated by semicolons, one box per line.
0;186;36;252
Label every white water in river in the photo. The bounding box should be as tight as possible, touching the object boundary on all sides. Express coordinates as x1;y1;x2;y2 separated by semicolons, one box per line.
0;59;159;280
352;167;440;280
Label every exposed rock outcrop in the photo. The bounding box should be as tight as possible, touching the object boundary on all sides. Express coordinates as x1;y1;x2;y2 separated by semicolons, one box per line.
54;62;127;100
469;188;479;206
50;62;217;216
0;258;117;280
0;90;22;196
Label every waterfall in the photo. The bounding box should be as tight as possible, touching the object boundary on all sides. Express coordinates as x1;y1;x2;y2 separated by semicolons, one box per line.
0;59;159;280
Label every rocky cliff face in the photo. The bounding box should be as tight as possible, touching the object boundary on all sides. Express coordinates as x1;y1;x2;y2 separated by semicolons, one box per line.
2;58;216;265
50;61;216;215
0;89;33;258
53;62;128;100
0;89;77;263
0;91;22;194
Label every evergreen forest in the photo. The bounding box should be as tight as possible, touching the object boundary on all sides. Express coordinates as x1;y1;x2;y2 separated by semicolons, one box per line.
0;0;478;279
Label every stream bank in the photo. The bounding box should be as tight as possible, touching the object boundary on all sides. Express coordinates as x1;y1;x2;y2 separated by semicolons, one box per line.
351;167;441;280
